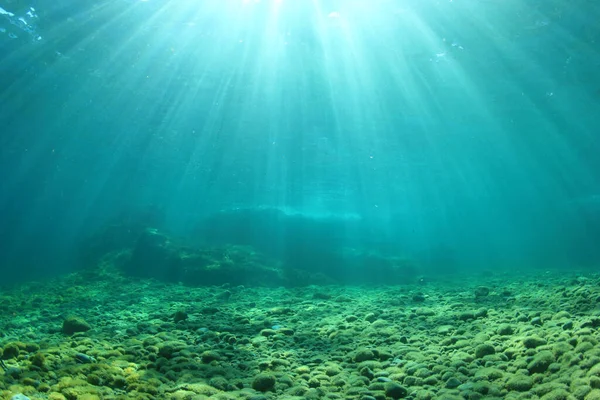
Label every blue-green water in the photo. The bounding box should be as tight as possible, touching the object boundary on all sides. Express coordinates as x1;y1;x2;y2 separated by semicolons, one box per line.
1;0;599;284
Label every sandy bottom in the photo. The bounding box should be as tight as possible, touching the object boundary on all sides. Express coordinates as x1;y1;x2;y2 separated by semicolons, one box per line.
1;268;600;400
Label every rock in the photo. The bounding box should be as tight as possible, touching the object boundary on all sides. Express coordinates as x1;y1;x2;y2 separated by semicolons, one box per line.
62;316;91;335
313;292;332;300
531;317;543;326
10;395;30;400
506;375;534;392
446;377;461;388
540;389;570;399
527;351;554;373
523;336;546;349
412;293;426;302
354;349;376;362
475;343;496;358
384;382;408;399
252;373;276;392
586;389;600;400
437;325;454;335
1;342;21;359
497;324;514;335
173;310;188;323
5;366;22;378
74;353;96;364
458;311;475;321
200;350;221;363
279;328;294;336
30;352;45;367
157;342;183;359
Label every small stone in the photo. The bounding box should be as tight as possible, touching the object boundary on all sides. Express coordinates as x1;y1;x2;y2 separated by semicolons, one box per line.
458;311;475;321
252;373;276;392
475;343;495;358
531;317;542;326
280;328;295;336
384;382;408;399
30;352;45;367
497;324;514;335
412;293;426;302
313;292;332;300
506;375;533;392
173;310;188;323
1;342;21;359
10;395;30;400
157;342;179;359
6;366;22;378
523;336;546;349
364;313;377;322
200;350;221;363
446;377;461;388
354;349;376;362
527;351;554;373
62;316;91;335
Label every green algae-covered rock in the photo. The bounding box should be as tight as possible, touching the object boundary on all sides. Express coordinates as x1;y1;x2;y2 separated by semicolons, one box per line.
475;343;495;358
200;350;220;363
540;388;571;400
354;348;376;362
585;389;600;400
523;336;546;349
252;373;276;392
497;324;514;335
506;375;534;392
172;310;188;323
1;342;22;359
527;350;555;373
30;352;46;367
385;381;408;399
62;316;91;335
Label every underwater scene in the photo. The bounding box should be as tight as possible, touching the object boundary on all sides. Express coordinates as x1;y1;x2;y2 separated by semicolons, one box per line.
1;0;600;399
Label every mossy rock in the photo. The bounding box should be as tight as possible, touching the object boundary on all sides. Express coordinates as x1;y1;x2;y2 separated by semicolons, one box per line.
30;352;46;367
527;351;555;374
173;310;188;323
384;382;408;399
354;348;376;362
474;367;503;380
62;316;91;335
506;375;533;392
585;389;600;400
1;342;23;359
540;388;571;400
497;324;514;335
252;373;276;392
523;336;546;349
475;343;496;358
157;341;185;359
200;350;221;363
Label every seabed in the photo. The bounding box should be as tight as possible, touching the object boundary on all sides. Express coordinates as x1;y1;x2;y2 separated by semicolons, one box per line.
2;267;600;400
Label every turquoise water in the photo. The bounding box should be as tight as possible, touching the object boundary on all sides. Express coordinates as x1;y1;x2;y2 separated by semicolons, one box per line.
1;0;599;283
